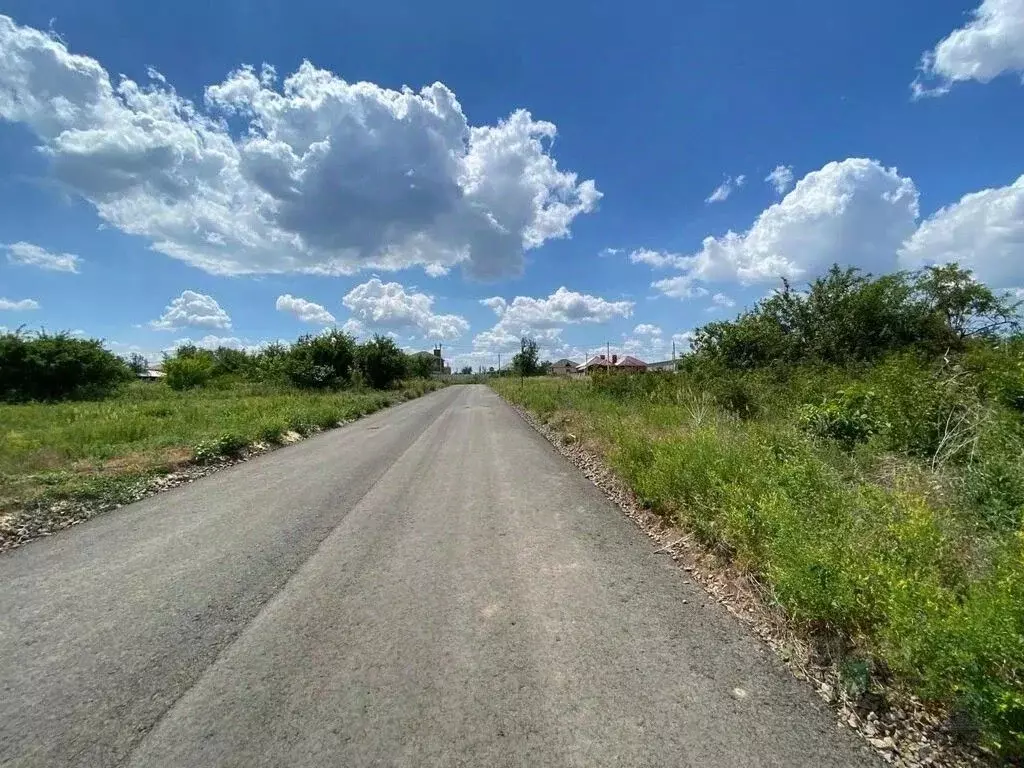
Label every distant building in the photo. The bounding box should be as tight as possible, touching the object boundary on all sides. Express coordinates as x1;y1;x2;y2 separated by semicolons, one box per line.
137;369;166;382
614;355;648;373
577;354;614;373
576;354;649;374
550;359;576;376
647;359;678;372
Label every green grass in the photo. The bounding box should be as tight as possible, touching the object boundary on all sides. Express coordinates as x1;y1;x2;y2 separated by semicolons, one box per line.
493;371;1024;758
0;379;443;513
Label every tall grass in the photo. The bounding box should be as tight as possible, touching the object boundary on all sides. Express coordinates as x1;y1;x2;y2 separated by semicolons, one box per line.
0;379;442;511
493;364;1024;758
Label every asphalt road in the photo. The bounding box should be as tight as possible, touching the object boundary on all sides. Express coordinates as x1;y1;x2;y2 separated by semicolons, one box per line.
0;385;877;767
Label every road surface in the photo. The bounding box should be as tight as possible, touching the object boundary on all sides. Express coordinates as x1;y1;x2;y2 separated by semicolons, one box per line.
0;385;876;767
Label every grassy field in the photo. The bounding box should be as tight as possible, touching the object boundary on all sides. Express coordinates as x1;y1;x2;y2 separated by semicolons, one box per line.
0;378;443;515
492;369;1023;758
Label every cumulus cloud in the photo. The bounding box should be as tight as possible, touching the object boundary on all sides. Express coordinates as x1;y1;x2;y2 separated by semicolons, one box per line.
341;278;468;340
765;165;794;196
150;290;232;331
275;294;336;325
0;297;39;310
650;275;710;299
618;329;694;362
633;323;661;335
710;293;736;309
899;173;1024;288
645;159;919;298
629;248;687;269
169;335;249;351
913;0;1024;97
706;174;746;204
0;16;599;280
471;286;634;354
4;241;81;272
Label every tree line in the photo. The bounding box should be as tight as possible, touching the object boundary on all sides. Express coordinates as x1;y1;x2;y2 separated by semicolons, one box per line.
687;264;1020;370
0;329;444;403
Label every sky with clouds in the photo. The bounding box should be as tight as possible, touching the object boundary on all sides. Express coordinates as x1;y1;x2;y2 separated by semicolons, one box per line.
1;0;1022;368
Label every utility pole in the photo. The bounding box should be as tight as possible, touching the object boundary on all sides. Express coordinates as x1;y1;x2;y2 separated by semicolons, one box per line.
672;340;676;361
497;352;501;374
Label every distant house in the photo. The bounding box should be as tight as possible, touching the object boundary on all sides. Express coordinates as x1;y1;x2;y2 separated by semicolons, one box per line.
137;369;166;382
647;359;678;372
550;358;576;376
577;354;648;374
576;354;614;374
614;355;648;373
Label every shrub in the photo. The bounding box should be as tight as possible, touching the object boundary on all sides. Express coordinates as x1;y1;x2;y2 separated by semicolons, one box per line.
798;386;880;449
192;433;248;463
357;336;408;389
258;423;285;445
286;330;356;389
164;355;214;390
0;330;131;402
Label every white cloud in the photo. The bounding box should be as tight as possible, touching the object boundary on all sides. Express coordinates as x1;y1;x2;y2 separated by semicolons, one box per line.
471;286;634;355
341;278;468;340
633;323;661;336
0;297;39;310
650;276;710;299
275;294;336;325
706;174;747;204
599;247;623;257
649;158;919;298
481;286;633;329
150;290;232;331
899;173;1024;288
0;16;599;280
629;248;688;269
710;293;736;309
169;335;248;351
618;329;693;362
765;165;794;196
4;241;81;272
913;0;1024;97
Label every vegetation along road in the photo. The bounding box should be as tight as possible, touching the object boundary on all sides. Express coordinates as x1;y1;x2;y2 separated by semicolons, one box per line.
0;385;876;767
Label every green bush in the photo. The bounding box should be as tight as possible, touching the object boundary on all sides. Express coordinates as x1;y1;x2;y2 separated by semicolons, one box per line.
798;386;880;449
0;331;131;402
192;433;248;463
357;336;408;389
286;330;356;389
258;423;285;445
164;356;215;390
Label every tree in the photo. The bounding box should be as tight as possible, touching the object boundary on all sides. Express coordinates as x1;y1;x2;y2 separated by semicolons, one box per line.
459;366;473;375
210;346;252;377
407;352;438;379
915;263;1021;344
358;335;409;389
125;352;148;374
512;337;541;377
0;330;131;402
691;265;955;368
164;355;214;390
286;330;357;389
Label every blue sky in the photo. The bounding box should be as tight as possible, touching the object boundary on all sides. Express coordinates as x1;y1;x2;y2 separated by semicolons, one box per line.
1;0;1023;368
